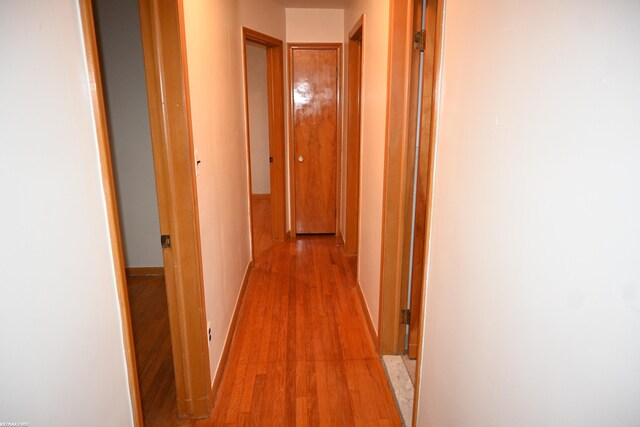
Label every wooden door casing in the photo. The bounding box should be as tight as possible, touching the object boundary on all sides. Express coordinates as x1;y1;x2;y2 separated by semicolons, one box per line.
345;18;364;255
242;27;287;261
406;0;439;359
290;45;340;234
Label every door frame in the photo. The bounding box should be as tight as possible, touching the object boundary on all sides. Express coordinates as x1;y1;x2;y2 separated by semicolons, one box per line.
241;28;287;260
377;0;443;356
78;1;144;424
378;0;445;423
287;43;343;237
399;0;435;360
344;17;365;255
378;0;420;355
82;0;214;422
137;0;212;417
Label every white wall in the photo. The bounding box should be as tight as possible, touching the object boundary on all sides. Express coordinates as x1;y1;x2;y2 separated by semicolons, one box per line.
343;0;390;332
93;0;162;268
417;0;640;425
0;1;133;425
286;8;344;43
246;42;271;195
181;0;286;383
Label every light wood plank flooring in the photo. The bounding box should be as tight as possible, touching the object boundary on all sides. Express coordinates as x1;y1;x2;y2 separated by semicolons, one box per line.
127;275;190;426
252;194;274;258
198;236;402;426
127;236;401;426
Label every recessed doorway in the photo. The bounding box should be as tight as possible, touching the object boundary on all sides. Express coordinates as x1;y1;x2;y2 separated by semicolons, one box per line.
288;43;342;236
91;0;175;423
242;28;287;259
83;0;213;422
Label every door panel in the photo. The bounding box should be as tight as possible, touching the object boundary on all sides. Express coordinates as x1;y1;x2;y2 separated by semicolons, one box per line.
291;48;338;234
408;0;438;358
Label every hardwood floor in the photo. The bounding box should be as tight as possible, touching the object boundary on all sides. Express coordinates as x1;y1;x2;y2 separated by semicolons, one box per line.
197;236;402;426
252;194;274;257
127;275;190;426
127;237;401;426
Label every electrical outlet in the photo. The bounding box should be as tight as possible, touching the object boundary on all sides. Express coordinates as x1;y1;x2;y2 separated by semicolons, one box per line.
207;321;212;343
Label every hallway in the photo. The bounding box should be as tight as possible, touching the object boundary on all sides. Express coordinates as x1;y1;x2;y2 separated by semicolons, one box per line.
198;236;401;426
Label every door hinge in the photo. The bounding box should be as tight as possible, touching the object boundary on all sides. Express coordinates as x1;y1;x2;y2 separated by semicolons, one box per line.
413;30;426;52
269;156;274;163
161;234;171;248
401;309;411;325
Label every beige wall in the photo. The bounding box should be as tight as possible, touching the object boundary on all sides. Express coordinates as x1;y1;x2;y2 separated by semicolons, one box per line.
181;0;286;383
240;0;287;41
286;8;345;42
0;1;133;424
417;0;640;425
93;0;162;268
246;43;271;195
343;0;390;332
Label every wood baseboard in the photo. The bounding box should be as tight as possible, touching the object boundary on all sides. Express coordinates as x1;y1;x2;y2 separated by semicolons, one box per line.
125;267;164;277
210;260;253;404
251;193;271;200
356;280;379;353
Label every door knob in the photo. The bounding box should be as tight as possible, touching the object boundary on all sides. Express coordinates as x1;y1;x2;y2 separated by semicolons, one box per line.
297;155;304;162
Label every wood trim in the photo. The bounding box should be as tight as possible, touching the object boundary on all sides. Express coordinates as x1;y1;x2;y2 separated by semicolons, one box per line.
378;0;415;355
78;1;144;425
125;267;165;277
211;261;253;403
287;50;296;238
287;43;343;237
406;0;437;359
396;0;424;358
345;16;364;256
242;27;287;260
349;14;365;40
243;36;257;262
138;0;211;417
336;46;344;237
412;0;445;423
336;229;345;247
356;281;379;352
251;193;271;200
288;42;344;49
243;27;282;47
266;44;287;242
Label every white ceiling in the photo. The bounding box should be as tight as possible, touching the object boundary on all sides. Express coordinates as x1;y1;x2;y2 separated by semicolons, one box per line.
274;0;347;9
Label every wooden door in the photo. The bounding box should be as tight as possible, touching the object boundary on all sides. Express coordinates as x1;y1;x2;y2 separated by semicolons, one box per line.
291;46;339;234
407;0;438;358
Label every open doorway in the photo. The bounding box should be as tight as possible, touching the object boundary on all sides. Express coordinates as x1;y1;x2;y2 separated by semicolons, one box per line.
246;41;275;257
91;0;177;424
82;0;213;423
380;0;440;357
378;0;443;424
242;28;287;259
